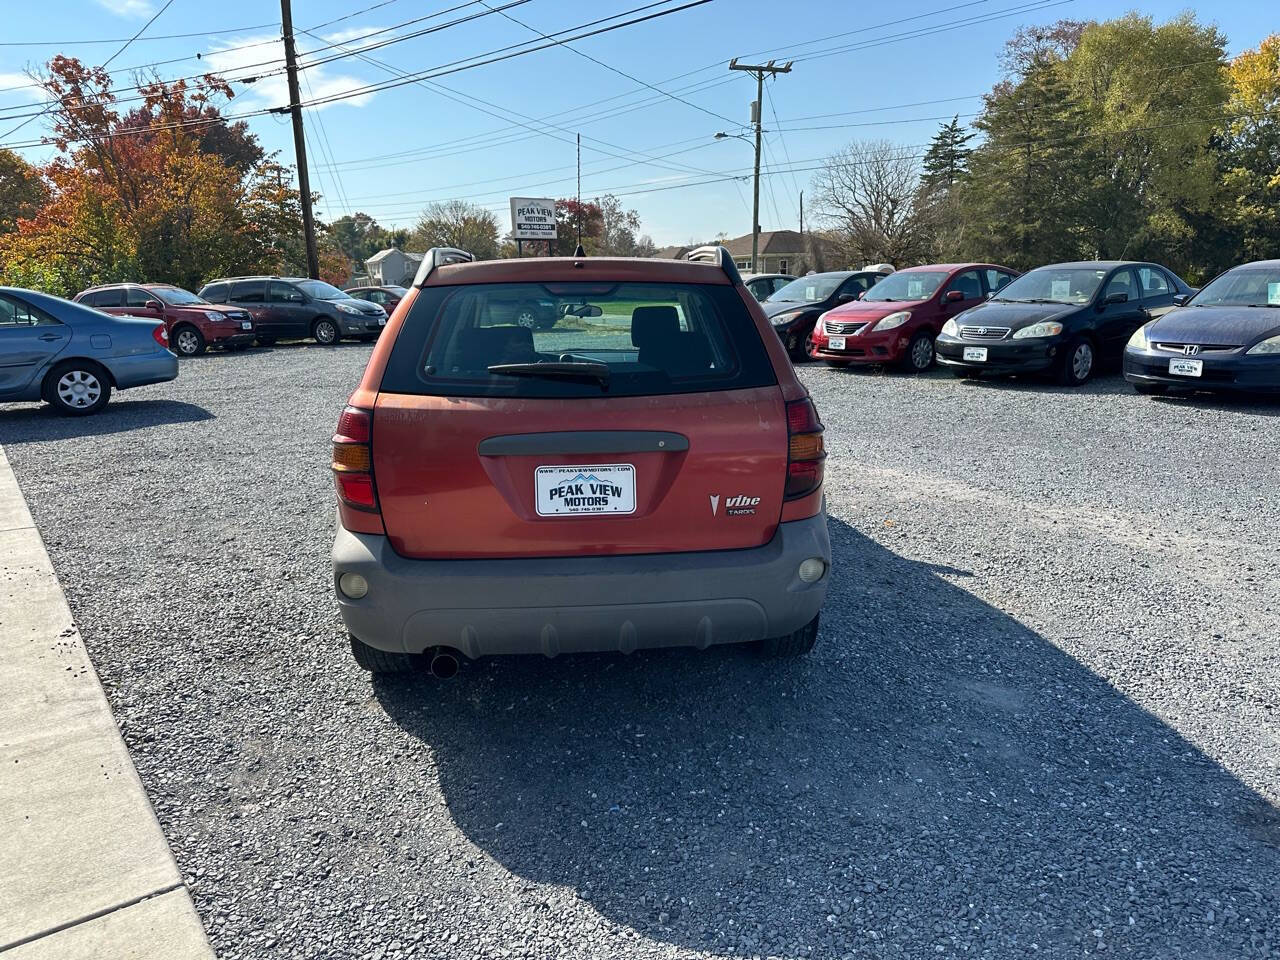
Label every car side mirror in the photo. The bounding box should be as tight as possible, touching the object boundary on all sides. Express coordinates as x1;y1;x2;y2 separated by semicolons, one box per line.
1172;293;1189;306
1101;292;1129;307
945;290;965;303
144;299;163;311
835;293;857;304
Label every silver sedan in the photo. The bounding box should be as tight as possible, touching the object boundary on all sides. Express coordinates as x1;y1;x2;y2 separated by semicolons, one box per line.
0;286;179;416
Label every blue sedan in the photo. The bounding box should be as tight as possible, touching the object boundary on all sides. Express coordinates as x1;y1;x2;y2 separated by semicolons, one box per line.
1124;260;1280;395
0;286;178;415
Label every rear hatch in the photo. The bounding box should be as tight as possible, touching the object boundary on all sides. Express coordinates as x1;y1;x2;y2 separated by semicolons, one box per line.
372;278;786;559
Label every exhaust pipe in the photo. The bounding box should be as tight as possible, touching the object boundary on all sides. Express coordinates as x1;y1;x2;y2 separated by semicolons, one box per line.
428;648;460;679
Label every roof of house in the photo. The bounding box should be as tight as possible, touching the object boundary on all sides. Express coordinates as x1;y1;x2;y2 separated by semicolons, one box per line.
721;230;806;257
365;248;424;264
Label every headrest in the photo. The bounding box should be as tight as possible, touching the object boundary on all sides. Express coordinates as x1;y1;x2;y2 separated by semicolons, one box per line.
631;305;680;350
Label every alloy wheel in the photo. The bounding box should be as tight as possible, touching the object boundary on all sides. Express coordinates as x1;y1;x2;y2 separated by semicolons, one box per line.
1072;342;1094;382
315;320;338;344
56;369;102;409
176;329;200;355
910;335;935;371
515;310;537;329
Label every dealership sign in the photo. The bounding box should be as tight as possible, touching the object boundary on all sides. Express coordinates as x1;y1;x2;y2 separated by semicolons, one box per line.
510;197;558;241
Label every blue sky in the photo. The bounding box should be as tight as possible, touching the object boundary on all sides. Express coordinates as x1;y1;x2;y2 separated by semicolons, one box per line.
1;0;1275;246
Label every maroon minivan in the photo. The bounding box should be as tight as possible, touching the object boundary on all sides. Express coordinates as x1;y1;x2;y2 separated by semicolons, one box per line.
331;246;832;677
75;283;256;356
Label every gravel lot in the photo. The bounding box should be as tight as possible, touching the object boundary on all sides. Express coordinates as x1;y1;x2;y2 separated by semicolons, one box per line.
3;344;1278;959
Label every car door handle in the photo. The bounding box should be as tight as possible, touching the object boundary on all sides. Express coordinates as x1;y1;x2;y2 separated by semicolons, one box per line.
38;333;64;341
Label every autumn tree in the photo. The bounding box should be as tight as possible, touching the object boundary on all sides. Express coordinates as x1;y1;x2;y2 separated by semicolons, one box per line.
0;56;309;293
1220;34;1280;264
0;149;46;236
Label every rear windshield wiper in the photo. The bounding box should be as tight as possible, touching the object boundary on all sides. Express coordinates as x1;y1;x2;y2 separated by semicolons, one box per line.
488;361;611;387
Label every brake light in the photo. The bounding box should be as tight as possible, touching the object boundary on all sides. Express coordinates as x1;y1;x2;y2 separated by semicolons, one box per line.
784;397;825;500
332;406;378;511
152;324;169;347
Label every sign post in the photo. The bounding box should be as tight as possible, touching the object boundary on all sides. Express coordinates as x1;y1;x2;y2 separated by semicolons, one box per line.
510;197;557;256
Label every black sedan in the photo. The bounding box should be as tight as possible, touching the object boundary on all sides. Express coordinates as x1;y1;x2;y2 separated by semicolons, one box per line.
760;269;892;359
935;261;1193;386
1124;259;1280;395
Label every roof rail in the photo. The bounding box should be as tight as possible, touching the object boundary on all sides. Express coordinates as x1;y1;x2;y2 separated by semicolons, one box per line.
412;247;475;287
685;244;744;287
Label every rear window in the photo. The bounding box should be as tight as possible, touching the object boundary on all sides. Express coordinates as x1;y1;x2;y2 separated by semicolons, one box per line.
381;281;776;399
201;283;228;303
90;288;125;307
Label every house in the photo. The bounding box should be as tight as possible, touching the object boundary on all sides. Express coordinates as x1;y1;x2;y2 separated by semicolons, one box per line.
364;247;424;286
720;230;808;274
651;231;824;274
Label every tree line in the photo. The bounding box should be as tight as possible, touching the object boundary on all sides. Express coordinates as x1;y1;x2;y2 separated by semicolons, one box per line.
812;16;1280;284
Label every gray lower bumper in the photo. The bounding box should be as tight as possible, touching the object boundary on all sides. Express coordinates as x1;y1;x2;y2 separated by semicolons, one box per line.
332;512;831;658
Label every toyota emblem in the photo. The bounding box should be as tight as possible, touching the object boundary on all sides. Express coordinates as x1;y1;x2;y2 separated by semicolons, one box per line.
978;327;988;336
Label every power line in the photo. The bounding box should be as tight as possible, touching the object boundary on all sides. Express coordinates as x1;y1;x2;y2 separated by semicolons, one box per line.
0;0;177;141
476;0;739;127
0;18;274;47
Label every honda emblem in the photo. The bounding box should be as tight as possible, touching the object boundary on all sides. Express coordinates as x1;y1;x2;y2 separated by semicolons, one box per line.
1182;344;1200;356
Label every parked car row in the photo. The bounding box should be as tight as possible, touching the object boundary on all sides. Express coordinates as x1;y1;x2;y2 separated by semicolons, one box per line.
786;256;1275;395
73;277;390;355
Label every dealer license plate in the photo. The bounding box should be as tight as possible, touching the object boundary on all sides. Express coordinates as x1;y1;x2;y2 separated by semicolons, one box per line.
536;464;636;516
828;336;846;351
1168;358;1203;377
963;346;988;362
378;316;386;325
240;321;252;330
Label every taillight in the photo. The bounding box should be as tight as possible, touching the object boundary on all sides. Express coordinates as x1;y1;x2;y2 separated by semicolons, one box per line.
332;406;378;512
785;397;825;500
152;324;169;347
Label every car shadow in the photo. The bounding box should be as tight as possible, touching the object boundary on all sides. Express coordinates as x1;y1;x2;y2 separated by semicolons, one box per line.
951;370;1133;396
0;398;214;443
1149;392;1280;417
371;517;1279;957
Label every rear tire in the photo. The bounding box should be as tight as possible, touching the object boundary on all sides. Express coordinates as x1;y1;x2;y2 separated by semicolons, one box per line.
313;318;340;345
759;614;820;658
1134;383;1168;395
43;360;111;416
172;325;205;357
349;635;421;674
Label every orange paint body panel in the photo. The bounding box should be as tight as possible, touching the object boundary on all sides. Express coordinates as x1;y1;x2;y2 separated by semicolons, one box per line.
372;387;789;559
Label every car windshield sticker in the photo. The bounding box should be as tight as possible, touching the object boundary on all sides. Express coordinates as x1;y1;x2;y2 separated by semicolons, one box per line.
1269;282;1280;305
907;279;923;298
1051;279;1072;300
805;285;818;300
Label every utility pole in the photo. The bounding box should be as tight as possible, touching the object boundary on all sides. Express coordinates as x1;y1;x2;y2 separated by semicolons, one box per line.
799;189;804;236
729;58;791;273
280;0;319;279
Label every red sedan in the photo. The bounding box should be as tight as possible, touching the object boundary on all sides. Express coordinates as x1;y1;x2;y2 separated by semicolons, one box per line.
809;263;1019;372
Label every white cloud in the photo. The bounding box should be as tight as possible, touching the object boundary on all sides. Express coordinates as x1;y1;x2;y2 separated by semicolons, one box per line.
93;0;156;16
202;30;375;114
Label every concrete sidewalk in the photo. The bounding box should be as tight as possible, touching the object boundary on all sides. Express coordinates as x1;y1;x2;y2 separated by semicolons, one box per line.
0;444;213;958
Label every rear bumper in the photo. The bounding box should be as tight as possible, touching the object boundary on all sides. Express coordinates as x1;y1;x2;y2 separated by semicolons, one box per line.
332;511;832;658
107;350;179;390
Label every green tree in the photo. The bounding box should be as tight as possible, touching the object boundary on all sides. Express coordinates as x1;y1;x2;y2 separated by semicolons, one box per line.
921;116;975;191
1065;13;1228;274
